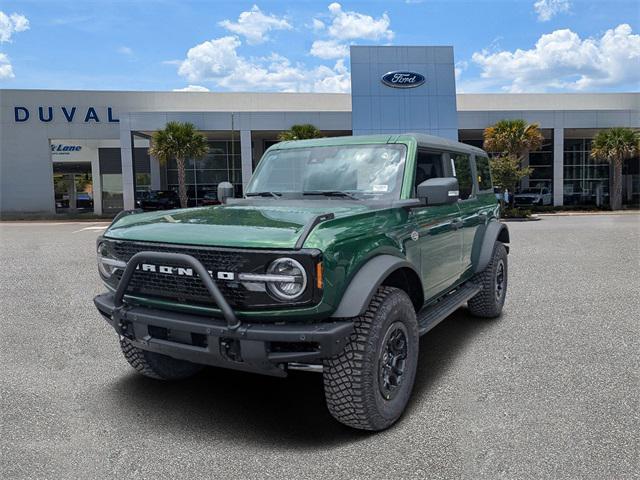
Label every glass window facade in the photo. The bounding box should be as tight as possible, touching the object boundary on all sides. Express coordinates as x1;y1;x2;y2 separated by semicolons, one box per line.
165;140;242;205
528;135;553;192
563;138;610;206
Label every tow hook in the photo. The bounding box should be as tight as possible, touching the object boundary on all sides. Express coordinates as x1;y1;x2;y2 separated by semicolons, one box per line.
220;337;242;362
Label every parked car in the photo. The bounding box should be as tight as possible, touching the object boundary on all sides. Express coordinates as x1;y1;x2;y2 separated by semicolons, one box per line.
200;190;220;206
514;186;552;206
135;191;150;209
139;190;179;211
94;133;509;431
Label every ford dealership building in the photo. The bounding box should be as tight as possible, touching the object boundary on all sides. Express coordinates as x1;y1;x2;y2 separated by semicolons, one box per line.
1;46;638;215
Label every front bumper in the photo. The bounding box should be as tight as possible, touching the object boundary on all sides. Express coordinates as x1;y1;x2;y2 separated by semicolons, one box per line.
94;293;352;377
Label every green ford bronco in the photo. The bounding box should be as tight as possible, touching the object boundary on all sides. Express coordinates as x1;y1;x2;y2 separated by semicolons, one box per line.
94;133;509;431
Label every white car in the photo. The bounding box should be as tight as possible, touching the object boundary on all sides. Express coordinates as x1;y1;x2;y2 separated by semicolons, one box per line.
514;187;552;206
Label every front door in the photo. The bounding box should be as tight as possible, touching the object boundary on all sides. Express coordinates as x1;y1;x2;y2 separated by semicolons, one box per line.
410;150;463;301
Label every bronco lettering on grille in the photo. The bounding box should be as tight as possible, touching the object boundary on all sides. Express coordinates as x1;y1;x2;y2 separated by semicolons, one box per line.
137;263;235;281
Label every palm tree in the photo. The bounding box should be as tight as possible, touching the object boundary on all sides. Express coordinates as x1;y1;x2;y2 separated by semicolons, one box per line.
278;124;323;141
483;119;544;208
590;127;640;210
148;121;209;209
483;119;544;162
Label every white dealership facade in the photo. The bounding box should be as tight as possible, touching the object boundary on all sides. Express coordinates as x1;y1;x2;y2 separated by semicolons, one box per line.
1;46;638;215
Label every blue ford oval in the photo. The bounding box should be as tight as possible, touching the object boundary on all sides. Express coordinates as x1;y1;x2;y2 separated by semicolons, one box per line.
381;71;426;88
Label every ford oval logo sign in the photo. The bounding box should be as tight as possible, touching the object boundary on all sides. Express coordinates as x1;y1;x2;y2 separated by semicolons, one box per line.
381;71;425;89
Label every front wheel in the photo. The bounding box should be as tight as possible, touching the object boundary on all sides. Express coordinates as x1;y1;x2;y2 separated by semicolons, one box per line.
468;242;508;318
323;286;419;431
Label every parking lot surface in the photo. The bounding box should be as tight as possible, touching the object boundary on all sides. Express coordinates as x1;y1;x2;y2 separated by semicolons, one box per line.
1;215;638;479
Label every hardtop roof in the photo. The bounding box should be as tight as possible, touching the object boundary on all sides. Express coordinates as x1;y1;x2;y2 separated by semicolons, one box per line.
270;132;487;156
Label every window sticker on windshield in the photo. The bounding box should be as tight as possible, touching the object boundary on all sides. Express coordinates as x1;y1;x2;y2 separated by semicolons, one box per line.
373;184;389;192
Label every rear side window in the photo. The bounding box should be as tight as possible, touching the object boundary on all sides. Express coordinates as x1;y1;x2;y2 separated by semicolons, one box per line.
451;153;473;200
476;156;492;191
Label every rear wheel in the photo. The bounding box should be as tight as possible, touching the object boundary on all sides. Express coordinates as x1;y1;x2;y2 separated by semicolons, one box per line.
120;337;204;380
323;286;419;431
468;242;508;318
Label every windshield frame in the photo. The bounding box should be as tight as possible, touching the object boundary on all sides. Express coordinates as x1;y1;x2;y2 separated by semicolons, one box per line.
246;143;409;201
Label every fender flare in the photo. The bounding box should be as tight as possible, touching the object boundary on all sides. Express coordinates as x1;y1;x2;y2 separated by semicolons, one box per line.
474;221;510;274
330;255;421;318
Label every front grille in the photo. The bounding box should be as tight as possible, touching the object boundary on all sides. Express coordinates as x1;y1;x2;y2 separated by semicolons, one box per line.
110;242;251;308
103;239;320;310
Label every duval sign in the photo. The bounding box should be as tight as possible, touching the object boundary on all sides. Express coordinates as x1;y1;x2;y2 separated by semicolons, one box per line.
14;106;119;123
381;71;426;89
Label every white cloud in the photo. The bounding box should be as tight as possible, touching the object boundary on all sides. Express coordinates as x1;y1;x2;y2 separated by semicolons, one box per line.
177;35;350;92
311;18;325;32
324;3;393;41
533;0;570;22
454;60;468;80
308;3;394;60
117;46;134;56
173;85;210;92
471;24;640;92
219;5;291;45
0;11;29;43
0;52;14;79
310;39;349;60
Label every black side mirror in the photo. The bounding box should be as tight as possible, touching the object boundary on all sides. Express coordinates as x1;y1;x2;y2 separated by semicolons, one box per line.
417;177;459;205
217;181;234;204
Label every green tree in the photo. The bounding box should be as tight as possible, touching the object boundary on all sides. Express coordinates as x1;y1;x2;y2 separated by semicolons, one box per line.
278;124;323;141
483;119;544;161
590;127;640;210
489;155;533;209
148;122;209;208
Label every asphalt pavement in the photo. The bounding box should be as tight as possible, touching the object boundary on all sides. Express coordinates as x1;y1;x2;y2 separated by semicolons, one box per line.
1;215;638;479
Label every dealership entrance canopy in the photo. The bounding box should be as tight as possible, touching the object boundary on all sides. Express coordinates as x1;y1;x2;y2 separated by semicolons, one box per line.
1;46;638;215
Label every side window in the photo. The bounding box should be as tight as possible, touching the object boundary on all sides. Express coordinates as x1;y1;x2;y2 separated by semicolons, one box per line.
451;153;473;200
415;151;443;191
475;155;493;191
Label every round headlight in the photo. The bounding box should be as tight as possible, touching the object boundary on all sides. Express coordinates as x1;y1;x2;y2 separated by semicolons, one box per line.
266;258;307;301
97;242;125;278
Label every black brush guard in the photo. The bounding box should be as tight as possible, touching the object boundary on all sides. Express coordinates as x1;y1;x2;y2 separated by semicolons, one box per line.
94;251;352;377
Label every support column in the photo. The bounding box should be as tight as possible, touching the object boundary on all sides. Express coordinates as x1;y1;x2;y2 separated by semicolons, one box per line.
120;117;136;210
553;128;564;206
91;149;103;215
240;130;252;193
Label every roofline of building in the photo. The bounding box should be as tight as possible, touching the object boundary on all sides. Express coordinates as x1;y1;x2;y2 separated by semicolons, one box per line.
1;89;637;112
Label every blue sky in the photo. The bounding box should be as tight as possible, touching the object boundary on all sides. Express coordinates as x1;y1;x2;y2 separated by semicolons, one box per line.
0;0;638;93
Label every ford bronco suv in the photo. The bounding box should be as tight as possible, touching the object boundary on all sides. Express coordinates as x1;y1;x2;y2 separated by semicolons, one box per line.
94;133;509;431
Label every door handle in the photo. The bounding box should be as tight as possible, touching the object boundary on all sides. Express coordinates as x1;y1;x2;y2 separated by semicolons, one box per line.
451;219;463;230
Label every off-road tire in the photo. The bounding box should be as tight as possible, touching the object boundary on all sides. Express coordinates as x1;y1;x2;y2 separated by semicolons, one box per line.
468;242;508;318
323;286;419;431
120;337;204;380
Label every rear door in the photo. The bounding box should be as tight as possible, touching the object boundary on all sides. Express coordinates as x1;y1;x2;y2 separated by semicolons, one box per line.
451;152;483;279
410;150;463;301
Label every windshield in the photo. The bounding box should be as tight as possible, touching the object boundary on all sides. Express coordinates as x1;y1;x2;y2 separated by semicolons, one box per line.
247;144;407;200
518;188;540;194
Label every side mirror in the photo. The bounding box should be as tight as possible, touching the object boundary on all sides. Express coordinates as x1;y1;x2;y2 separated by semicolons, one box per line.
217;181;234;204
417;177;459;205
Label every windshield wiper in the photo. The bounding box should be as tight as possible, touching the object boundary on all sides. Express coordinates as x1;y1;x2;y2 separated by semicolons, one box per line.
303;190;359;200
245;191;282;199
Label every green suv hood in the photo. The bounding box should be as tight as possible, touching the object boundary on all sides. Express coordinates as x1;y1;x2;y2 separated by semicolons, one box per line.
105;203;369;249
